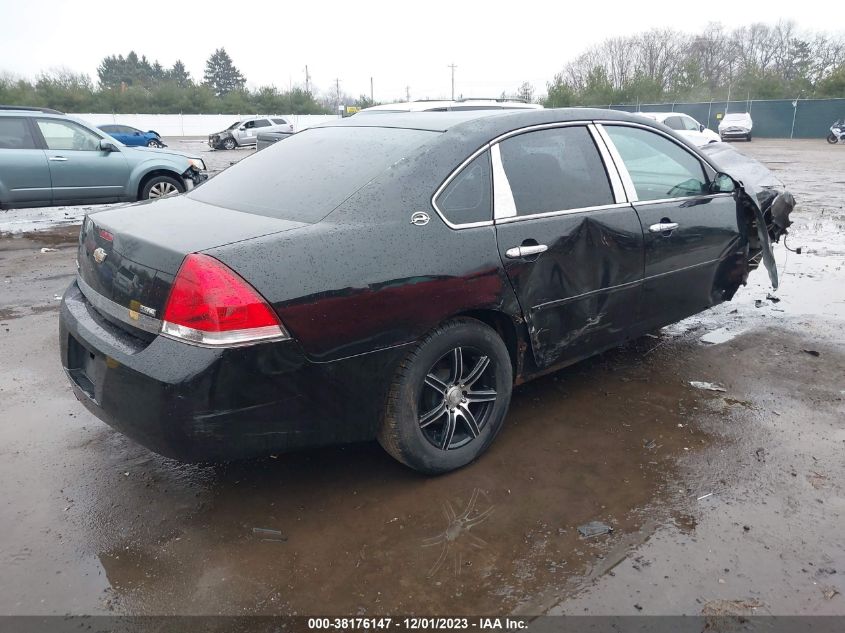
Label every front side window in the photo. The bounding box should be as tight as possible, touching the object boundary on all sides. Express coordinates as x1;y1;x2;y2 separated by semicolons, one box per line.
498;126;614;216
0;118;37;149
435;151;491;224
681;116;700;131
36;119;101;151
254;119;271;128
605;125;707;201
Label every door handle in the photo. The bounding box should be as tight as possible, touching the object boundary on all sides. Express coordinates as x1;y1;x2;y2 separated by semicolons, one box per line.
505;244;548;259
649;222;679;233
48;156;68;162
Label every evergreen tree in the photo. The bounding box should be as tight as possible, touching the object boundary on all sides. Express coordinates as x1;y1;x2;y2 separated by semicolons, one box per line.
203;48;245;97
167;60;192;87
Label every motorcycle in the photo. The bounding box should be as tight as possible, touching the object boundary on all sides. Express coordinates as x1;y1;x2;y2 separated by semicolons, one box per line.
827;119;845;144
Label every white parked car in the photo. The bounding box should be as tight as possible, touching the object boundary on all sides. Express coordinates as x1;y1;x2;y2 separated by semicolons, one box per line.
636;112;720;147
718;112;753;142
356;99;543;115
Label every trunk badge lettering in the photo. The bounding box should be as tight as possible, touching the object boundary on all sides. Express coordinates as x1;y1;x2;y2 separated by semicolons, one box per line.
139;305;156;317
410;212;430;226
93;247;108;264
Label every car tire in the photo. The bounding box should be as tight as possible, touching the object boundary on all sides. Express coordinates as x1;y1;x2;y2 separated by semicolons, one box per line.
747;133;752;142
223;137;237;150
141;175;184;200
146;139;163;148
378;318;513;474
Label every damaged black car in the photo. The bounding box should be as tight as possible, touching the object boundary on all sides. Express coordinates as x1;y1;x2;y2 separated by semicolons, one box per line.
59;109;794;474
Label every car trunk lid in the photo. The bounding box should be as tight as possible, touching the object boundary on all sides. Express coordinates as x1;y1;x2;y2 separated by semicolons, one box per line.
77;195;307;336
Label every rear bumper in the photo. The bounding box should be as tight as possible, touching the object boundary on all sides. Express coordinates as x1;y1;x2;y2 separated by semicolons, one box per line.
59;281;404;462
720;129;751;138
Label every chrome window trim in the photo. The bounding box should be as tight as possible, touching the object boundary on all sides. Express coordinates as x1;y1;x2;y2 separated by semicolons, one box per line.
633;192;734;207
430;143;494;230
491;144;517;220
593;124;638;202
77;274;162;335
587;123;626;203
496;202;631;224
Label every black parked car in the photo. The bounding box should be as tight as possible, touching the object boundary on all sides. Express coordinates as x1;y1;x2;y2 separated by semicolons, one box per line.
59;109;793;473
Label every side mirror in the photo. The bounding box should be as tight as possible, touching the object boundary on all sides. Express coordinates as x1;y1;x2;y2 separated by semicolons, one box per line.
238;125;246;131
700;124;706;132
711;172;736;194
99;139;118;152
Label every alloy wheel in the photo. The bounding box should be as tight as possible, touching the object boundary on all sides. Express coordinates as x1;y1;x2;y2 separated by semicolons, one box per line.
148;182;179;198
418;346;497;450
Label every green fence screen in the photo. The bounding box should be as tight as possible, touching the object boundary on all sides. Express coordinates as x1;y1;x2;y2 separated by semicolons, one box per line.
596;98;845;138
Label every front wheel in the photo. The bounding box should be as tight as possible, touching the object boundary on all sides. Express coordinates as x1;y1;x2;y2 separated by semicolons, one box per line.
141;175;184;200
146;139;164;148
378;318;513;474
746;133;752;142
827;133;839;144
222;137;237;150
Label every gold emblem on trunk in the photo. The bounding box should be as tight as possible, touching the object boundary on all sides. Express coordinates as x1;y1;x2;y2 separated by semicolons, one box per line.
93;247;107;264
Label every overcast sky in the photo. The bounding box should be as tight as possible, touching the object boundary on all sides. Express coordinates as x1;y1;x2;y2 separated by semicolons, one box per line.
0;0;836;102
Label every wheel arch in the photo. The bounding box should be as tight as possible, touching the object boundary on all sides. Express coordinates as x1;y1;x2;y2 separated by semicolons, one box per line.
136;169;185;200
451;309;529;383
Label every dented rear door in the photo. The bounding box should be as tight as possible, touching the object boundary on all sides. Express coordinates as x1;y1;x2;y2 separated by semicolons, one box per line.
492;124;644;369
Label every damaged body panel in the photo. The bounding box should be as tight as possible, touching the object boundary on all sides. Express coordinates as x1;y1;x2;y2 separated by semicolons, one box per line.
59;108;794;469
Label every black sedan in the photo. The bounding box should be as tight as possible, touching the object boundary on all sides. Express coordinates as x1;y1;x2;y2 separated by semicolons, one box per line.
59;109;793;473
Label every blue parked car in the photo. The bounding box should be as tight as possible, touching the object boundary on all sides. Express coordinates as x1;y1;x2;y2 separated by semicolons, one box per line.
99;124;166;148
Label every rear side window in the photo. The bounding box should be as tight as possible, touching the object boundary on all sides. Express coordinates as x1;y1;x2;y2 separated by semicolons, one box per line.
271;118;288;125
189;126;439;223
662;116;684;131
605;125;707;201
0;118;37;149
435;151;492;224
36;119;102;151
498;126;614;215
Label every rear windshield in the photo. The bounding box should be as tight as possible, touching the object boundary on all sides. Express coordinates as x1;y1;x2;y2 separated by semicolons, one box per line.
189;126;438;222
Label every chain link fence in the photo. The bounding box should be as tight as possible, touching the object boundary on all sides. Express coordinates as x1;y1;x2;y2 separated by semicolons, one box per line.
598;98;845;138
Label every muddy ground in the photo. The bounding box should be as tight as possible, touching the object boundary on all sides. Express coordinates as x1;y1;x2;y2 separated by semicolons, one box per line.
0;139;843;617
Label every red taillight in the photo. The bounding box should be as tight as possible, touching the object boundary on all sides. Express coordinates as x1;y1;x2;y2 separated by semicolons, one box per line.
98;229;114;242
160;253;288;347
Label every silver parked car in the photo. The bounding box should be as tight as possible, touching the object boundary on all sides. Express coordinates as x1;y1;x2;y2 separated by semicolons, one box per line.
719;112;753;142
0;107;207;209
208;116;294;150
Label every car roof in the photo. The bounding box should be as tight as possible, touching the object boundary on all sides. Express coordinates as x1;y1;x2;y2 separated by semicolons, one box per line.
321;107;657;134
637;111;693;121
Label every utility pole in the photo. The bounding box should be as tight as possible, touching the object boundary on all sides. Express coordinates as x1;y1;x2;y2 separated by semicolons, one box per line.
370;76;374;104
335;78;341;111
448;63;457;100
304;65;311;95
406;85;411;102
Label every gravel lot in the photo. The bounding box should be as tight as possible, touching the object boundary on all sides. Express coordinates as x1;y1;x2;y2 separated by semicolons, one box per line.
0;139;843;617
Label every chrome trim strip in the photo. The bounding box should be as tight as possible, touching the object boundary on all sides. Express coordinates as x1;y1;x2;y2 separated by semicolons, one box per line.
495;202;630;224
593;124;638;202
587;123;626;203
491;144;517;220
631;193;733;207
77;274;162;335
488;119;591;145
430;143;494;230
160;322;289;348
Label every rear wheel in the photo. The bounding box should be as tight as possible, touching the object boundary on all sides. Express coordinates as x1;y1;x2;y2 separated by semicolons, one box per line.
378;318;512;474
223;137;237;150
141;175;184;200
827;133;839;144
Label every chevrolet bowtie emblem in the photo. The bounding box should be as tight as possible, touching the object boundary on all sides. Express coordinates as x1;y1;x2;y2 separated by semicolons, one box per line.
93;247;107;264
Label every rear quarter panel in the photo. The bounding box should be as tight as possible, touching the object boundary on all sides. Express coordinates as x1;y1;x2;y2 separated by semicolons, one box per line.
207;143;521;363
